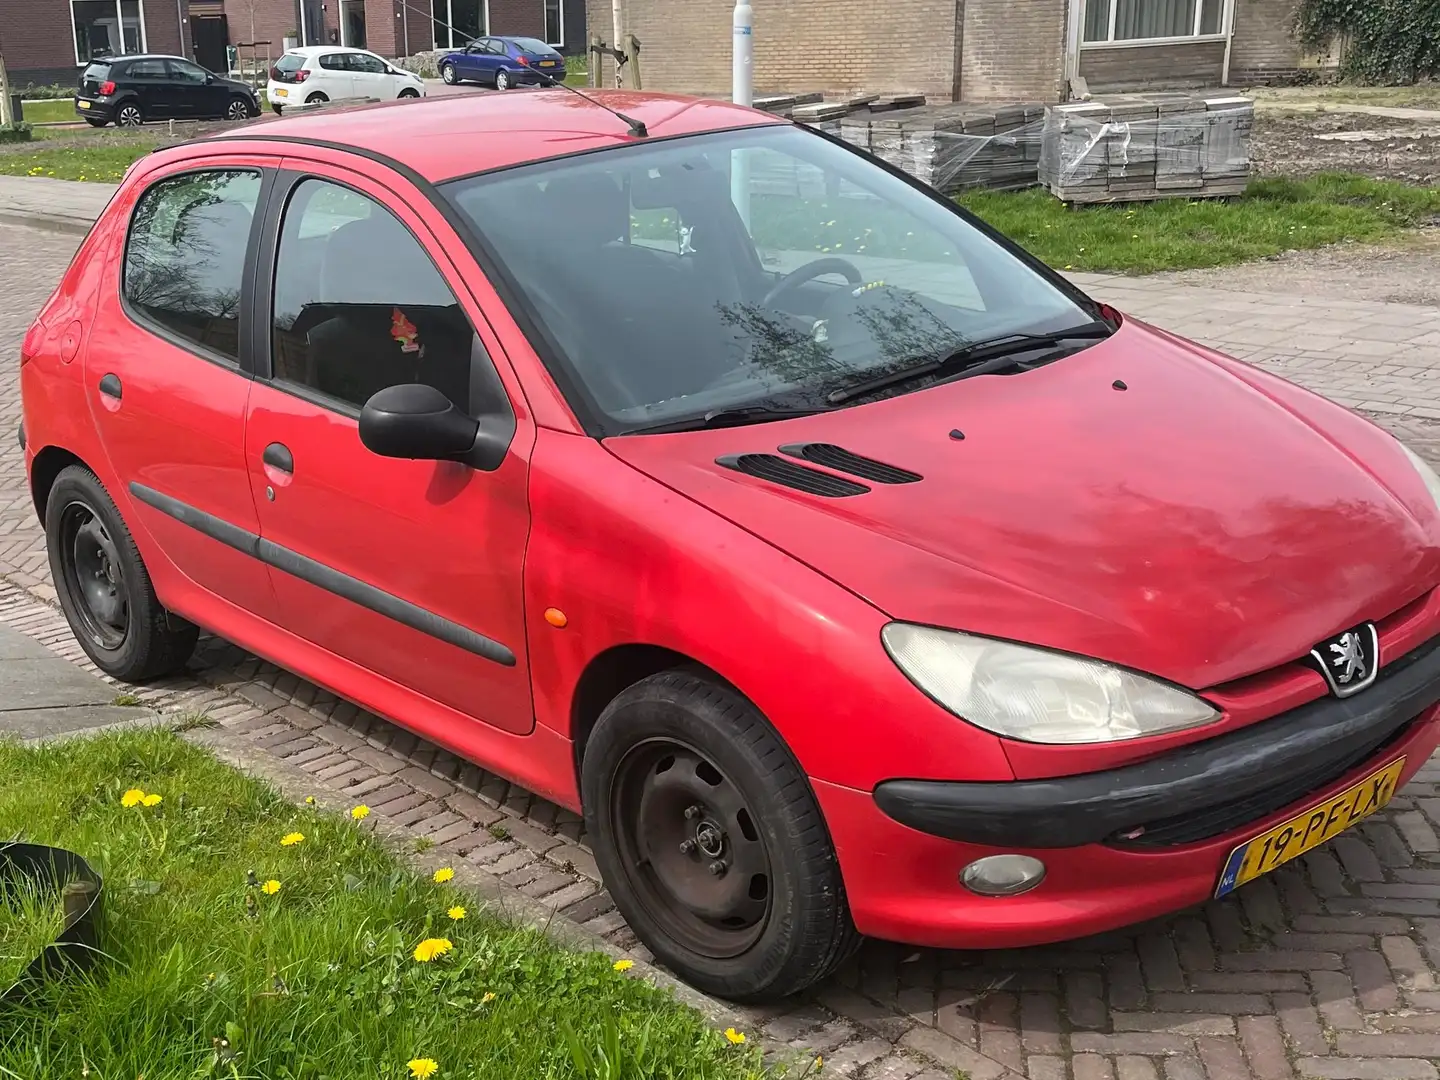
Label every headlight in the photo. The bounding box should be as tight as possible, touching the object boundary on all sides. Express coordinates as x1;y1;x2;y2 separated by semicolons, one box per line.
1399;442;1440;511
881;624;1219;745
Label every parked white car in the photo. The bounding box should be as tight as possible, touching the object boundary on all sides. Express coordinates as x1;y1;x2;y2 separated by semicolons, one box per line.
266;46;426;112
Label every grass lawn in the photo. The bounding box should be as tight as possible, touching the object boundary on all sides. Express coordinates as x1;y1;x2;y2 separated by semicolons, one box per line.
19;99;78;125
0;141;159;183
0;729;767;1080
958;173;1440;273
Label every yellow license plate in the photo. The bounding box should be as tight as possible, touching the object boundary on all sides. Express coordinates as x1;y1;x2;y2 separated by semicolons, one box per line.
276;88;289;97
1215;756;1406;897
539;60;556;67
77;100;90;109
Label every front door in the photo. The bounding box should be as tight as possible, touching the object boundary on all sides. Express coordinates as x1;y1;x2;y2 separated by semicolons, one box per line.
345;51;391;100
167;59;228;118
85;161;280;621
244;162;534;735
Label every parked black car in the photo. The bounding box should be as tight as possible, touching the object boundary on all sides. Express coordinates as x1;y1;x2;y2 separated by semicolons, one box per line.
75;55;261;127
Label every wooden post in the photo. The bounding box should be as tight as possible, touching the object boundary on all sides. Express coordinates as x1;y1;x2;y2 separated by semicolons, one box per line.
61;881;97;927
623;33;641;90
0;51;13;128
588;35;601;88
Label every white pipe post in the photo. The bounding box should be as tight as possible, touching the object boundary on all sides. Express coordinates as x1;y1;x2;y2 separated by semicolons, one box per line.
731;0;753;228
612;0;623;87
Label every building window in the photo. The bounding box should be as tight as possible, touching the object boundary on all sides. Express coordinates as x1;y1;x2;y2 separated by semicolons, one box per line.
545;0;563;46
1082;0;1224;43
432;0;488;50
72;0;146;63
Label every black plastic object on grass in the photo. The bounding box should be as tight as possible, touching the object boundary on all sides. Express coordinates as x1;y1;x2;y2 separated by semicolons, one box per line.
0;842;104;1003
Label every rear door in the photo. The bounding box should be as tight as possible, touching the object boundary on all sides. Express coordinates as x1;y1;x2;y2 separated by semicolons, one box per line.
85;157;282;620
123;58;179;118
316;53;357;99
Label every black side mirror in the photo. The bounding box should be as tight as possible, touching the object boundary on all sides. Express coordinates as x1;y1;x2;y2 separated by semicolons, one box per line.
205;72;215;83
360;384;479;461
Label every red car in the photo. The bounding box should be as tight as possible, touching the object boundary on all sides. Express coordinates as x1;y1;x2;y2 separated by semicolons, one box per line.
20;89;1440;1002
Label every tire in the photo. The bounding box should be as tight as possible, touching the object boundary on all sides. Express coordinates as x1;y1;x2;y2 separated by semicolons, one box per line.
582;669;858;1002
305;91;329;105
115;102;143;127
225;96;252;121
441;62;458;85
271;103;283;115
494;69;510;91
46;465;198;682
398;88;420;99
84;117;108;128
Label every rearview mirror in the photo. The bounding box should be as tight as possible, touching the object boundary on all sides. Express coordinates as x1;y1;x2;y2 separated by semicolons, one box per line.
359;384;479;461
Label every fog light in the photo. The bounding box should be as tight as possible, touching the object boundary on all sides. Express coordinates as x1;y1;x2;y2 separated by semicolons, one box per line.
960;855;1046;896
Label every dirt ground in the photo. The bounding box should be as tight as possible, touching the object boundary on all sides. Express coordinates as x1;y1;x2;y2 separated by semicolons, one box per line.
1252;107;1440;185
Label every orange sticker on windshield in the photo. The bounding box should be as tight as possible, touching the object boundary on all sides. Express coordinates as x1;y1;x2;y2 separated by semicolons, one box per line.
391;308;421;354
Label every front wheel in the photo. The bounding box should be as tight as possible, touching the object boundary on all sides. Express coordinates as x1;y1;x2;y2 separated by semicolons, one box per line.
225;97;252;120
304;91;329;105
398;88;420;99
582;670;858;1002
494;69;510;91
46;466;198;682
441;62;458;85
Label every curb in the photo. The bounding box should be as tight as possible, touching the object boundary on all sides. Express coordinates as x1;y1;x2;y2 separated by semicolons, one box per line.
0;209;96;237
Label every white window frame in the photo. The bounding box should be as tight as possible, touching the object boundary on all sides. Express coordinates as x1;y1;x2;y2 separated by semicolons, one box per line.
70;0;149;65
1079;0;1233;49
429;0;490;50
544;0;564;48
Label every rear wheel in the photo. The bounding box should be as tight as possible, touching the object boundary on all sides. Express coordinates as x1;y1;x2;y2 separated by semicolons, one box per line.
304;91;328;105
225;96;252;120
582;669;858;1002
46;466;198;682
115;102;143;127
441;62;458;84
494;69;511;91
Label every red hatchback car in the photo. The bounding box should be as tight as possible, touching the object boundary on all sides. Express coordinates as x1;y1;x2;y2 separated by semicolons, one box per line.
20;89;1440;1001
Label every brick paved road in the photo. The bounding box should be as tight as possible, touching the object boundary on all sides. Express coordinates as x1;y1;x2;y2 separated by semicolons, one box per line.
7;218;1440;1079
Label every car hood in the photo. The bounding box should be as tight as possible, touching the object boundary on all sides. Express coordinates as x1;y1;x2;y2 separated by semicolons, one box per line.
605;319;1440;689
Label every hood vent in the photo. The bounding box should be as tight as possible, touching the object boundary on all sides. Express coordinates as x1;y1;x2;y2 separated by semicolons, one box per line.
717;454;870;498
780;443;923;485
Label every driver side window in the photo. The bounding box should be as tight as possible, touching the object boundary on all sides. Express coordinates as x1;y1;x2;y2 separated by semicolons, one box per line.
729;147;986;312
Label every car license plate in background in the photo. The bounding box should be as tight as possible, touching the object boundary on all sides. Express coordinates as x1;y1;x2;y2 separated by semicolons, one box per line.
1214;756;1406;897
77;101;90;109
277;88;289;97
539;60;556;67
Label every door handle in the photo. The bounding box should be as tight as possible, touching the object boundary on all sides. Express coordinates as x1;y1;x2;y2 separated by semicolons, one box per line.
262;442;294;475
98;374;122;401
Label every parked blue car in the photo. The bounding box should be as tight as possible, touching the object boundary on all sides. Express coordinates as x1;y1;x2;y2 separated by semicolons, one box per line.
439;36;567;91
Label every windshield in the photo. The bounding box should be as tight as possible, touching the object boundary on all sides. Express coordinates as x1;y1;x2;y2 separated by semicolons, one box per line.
441;125;1095;434
275;52;306;71
80;62;112;83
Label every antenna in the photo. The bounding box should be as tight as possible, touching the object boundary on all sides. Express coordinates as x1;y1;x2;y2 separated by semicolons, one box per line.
535;71;648;137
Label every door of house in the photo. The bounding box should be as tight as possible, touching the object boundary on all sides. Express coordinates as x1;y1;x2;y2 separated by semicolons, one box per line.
193;16;230;74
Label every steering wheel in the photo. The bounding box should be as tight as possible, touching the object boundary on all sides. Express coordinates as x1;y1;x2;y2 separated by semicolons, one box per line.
762;257;865;308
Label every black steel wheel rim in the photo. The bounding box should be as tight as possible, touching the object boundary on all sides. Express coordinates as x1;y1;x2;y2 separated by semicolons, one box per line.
58;499;128;651
609;738;772;959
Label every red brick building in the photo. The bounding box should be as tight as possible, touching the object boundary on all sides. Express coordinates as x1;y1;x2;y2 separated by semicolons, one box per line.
2;0;586;91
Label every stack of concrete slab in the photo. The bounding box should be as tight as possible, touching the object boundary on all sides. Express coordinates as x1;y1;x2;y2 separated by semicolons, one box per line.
1038;93;1253;205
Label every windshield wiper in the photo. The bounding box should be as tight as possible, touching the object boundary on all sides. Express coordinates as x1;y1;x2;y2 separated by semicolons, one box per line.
622;405;827;435
825;320;1114;405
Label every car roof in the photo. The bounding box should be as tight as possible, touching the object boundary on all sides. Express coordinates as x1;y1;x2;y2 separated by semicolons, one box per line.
88;53;187;64
285;45;370;55
204;91;785;183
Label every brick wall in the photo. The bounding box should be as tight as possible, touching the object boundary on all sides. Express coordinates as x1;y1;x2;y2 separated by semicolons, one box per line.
583;0;959;100
2;0;191;90
1228;0;1301;82
1079;39;1225;90
959;0;1066;101
490;0;545;41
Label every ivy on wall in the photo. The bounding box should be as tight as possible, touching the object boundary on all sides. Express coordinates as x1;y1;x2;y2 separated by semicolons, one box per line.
1295;0;1440;83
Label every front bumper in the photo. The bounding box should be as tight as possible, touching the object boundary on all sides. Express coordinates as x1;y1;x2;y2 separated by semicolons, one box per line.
876;632;1440;848
819;633;1440;950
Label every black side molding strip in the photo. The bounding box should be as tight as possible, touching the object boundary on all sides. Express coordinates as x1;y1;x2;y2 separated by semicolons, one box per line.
128;483;516;667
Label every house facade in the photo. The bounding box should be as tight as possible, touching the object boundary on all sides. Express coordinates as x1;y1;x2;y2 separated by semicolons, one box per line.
578;0;1309;103
2;0;586;91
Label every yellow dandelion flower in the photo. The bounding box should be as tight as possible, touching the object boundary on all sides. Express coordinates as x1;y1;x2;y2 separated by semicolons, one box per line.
305;796;316;805
432;867;454;884
280;832;304;846
121;788;146;808
351;804;370;820
447;905;467;921
481;991;496;1004
142;793;162;807
413;937;453;962
408;1058;439;1079
815;1056;823;1071
724;1028;746;1045
613;959;634;972
262;879;281;895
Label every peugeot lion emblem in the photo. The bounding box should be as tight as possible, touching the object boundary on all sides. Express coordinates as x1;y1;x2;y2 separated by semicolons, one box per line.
1309;623;1380;699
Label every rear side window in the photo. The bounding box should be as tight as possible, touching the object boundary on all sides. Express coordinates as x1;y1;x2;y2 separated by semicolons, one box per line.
123;170;262;364
347;53;387;74
275;53;306;72
126;59;168;80
270;179;474;412
319;53;348;70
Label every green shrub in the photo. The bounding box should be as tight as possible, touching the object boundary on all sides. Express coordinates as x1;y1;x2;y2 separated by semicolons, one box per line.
1296;0;1440;84
0;122;35;144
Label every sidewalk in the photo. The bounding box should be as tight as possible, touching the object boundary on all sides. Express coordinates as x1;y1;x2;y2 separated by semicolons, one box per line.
0;622;154;740
0;175;117;236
